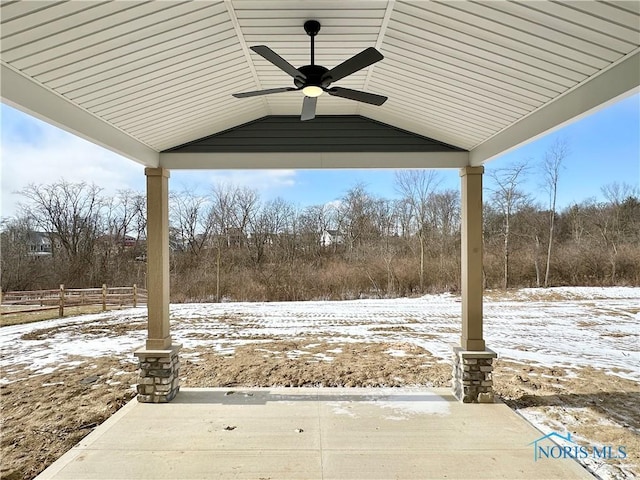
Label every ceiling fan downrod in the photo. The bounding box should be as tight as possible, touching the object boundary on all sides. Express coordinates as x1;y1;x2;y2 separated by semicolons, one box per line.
304;20;321;66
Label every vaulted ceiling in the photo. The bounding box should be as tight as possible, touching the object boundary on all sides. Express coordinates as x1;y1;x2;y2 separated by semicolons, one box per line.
1;1;639;169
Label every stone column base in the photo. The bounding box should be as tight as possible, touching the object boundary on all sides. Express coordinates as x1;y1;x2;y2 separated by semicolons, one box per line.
134;344;181;403
452;346;497;403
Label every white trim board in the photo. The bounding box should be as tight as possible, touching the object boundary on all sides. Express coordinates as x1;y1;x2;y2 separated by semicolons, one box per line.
159;151;469;170
470;50;640;165
1;62;159;167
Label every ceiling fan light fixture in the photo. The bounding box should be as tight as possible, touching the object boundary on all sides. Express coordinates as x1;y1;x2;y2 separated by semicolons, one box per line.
302;85;323;97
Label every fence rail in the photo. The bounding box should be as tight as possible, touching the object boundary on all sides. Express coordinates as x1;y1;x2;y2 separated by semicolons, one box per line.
0;284;147;317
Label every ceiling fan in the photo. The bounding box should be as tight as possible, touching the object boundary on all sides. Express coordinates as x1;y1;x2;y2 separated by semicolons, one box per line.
233;20;387;121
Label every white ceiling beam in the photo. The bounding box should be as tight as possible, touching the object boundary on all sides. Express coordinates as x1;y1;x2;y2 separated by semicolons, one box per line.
224;0;270;114
0;62;159;167
358;0;395;115
159;151;469;170
470;50;640;165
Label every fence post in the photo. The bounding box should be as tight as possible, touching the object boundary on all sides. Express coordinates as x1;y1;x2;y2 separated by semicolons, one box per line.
102;284;107;312
133;284;138;308
59;284;64;317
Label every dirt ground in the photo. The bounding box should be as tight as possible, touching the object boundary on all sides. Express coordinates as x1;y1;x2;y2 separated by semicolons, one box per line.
494;359;640;479
1;336;638;480
0;305;134;327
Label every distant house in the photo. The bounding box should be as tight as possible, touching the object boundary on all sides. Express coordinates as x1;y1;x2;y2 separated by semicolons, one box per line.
97;233;139;251
225;227;246;248
26;231;52;256
320;229;344;247
121;235;137;248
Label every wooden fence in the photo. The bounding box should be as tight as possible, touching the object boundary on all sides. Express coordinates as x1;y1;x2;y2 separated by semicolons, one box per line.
0;285;147;317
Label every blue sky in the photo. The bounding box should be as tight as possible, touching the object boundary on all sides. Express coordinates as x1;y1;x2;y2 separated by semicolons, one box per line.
1;93;638;218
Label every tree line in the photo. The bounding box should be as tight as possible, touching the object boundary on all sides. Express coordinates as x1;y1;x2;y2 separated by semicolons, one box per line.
2;153;639;301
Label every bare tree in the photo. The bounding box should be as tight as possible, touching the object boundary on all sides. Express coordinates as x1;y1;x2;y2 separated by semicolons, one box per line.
0;216;53;290
299;204;331;254
232;187;259;238
372;198;401;295
598;182;640;283
170;189;213;256
338;184;378;255
209;183;237;301
542;138;569;287
395;199;413;239
395;170;441;292
247;198;292;265
487;163;530;289
431;190;460;239
208;183;259;300
5;175;640;300
104;189;146;251
18;181;104;283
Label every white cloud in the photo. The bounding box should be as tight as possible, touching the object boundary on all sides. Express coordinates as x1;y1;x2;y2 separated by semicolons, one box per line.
207;170;297;191
1;108;301;219
170;169;298;197
1;117;144;219
324;199;343;210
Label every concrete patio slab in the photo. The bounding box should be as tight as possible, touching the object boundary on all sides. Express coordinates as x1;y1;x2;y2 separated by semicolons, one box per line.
36;388;594;480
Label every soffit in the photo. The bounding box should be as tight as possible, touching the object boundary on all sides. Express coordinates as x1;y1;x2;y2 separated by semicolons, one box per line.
1;0;638;165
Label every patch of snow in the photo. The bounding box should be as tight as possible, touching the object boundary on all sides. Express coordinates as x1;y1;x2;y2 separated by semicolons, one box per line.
518;286;640;300
385;349;408;357
312;353;334;362
328;389;451;419
518;407;635;480
371;390;450;417
327;402;357;418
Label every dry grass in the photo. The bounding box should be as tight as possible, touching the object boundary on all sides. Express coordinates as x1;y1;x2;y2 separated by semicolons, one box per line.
0;305;131;327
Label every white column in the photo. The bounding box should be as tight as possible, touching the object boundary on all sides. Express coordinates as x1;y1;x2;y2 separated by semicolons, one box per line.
145;167;172;350
460;166;485;351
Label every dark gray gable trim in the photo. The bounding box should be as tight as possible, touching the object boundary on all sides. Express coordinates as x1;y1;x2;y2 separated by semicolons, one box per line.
162;115;466;153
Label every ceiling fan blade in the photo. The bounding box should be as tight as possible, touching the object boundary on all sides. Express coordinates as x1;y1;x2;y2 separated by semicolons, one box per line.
301;96;317;121
327;87;387;106
251;45;306;80
233;87;297;98
321;47;383;84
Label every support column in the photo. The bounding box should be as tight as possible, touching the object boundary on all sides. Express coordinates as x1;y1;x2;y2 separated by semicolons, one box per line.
460;166;484;352
134;168;180;403
453;166;496;403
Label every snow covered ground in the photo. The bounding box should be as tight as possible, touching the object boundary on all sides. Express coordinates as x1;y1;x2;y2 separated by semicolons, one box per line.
1;286;638;479
3;286;637;382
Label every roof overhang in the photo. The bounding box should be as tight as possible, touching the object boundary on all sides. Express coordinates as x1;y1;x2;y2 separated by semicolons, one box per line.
470;50;640;165
1;1;638;169
1;63;159;167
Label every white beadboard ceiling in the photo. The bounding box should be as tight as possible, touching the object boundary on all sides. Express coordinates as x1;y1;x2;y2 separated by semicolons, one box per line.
1;0;638;168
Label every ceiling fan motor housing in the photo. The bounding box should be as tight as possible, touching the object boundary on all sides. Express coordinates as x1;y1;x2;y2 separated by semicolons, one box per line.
304;20;321;36
294;65;331;89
